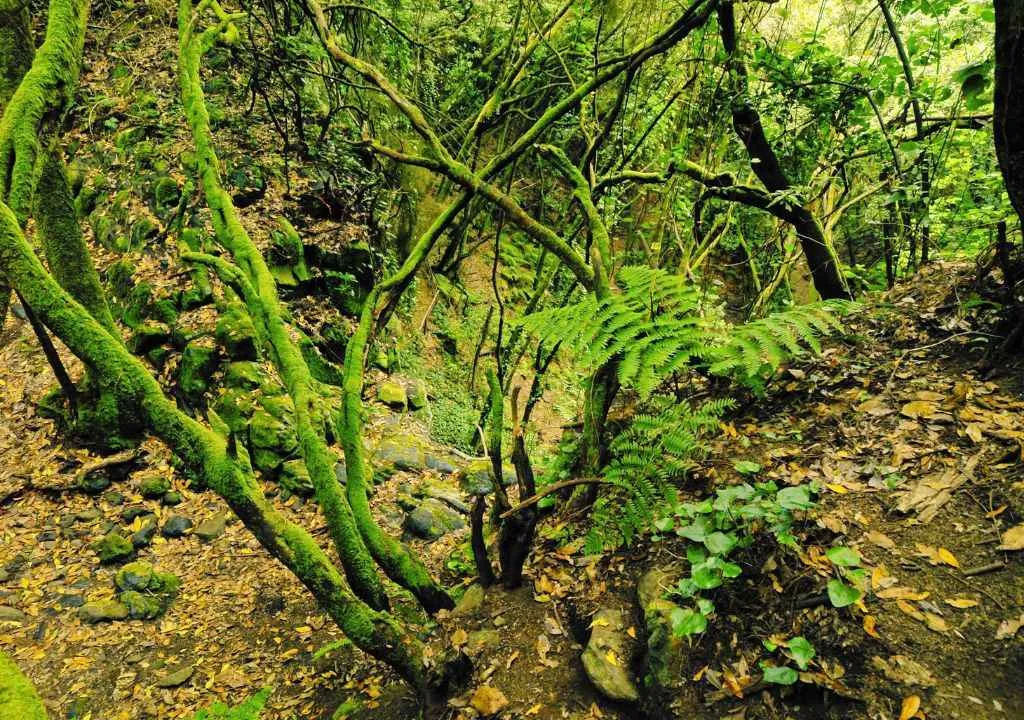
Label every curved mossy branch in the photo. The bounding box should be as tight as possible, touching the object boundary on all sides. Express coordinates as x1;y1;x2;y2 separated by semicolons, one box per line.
0;0;89;222
33;149;117;336
0;651;47;720
0;201;433;696
179;0;391;611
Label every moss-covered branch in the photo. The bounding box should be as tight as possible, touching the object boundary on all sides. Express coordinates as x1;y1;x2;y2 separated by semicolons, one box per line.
179;0;393;612
0;0;89;221
0;199;434;696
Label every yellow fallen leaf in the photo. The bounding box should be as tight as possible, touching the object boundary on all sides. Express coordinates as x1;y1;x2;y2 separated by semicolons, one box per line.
986;505;1008;519
899;694;921;720
998;524;1024;551
924;612;948;633
866;531;896;550
863;614;880;639
945;598;979;609
525;704;543;716
937;548;959;568
896;600;925;621
826;483;848;494
693;665;708;681
451;629;468;647
878;587;929;601
901;400;938;419
626;626;636;639
605;650;619;667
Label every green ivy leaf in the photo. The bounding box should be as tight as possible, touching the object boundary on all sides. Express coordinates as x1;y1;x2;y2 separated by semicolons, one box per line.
733;460;762;475
827;579;862;608
776;485;814;510
704;531;737;556
785;636;816;670
669;607;708;637
760;664;799;685
654;517;675;533
692;565;723;590
826;546;861;567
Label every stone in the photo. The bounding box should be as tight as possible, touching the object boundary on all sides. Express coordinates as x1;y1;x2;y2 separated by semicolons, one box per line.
104;491;125;505
456;459;516;496
374;435;426;472
161;515;193;538
213;387;259;434
131;517;158;549
78;599;129;623
637;567;674;610
377;381;407;410
279;459;314;497
581;608;639;702
194;515;227;542
425;454;456;475
161;491;183;506
403;498;466;540
0;606;26;624
223;361;262;390
75;509;101;522
120;590;163;620
406;380;428;410
215;303;258;360
452;583;485;617
121;505;153;523
128;321;170;355
115;561;158;592
137;474;171;499
396;493;418;512
176;343;219;399
469;686;509;717
249;408;297;474
417;481;469;514
643;598;688;692
79;471;111;494
58;594;85;609
153;665;193;688
94;532;134;564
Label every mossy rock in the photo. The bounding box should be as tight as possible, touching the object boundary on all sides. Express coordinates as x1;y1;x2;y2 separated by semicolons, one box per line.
213;388;259;434
248;408;298;474
377;381;407;410
215;303;258;360
115;561;180;595
406;380;428;410
223;361;262;390
227;162;266;208
279;459;314;497
148;297;179;326
128;321;170;355
118;590;164;620
374;435;427;472
456;459;516;496
152;176;180;216
129;217;159;251
93;532;134;564
177;343;219;399
137;473;171;499
403;498;466;540
78;599;129;623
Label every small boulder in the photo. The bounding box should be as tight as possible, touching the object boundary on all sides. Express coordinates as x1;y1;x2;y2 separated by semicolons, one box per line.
161;515;193;538
137;473;171;499
120;590;164;620
425;454;456;475
161;491;183;506
176;343;219;399
78;599;129;623
377;381;407;410
581;608;639;702
403;498;466;540
452;583;485;617
223;361;262;390
375;435;427;472
154;665;193;689
406;380;428;410
279;459;315;497
194;515;227;542
121;505;153;523
215;303;258;360
114;561;179;595
128;321;170;355
93;532;134;564
456;459;516;496
417;481;469;514
0;606;27;624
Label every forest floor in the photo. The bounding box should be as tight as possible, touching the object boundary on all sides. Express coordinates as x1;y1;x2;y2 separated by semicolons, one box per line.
1;261;1024;720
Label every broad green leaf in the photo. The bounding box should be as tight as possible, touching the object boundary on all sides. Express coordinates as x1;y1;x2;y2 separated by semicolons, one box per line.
692;565;723;590
776;485;814;510
669;607;707;637
761;664;799;685
733;460;762;475
704;531;737;556
827;579;862;608
785;636;816;670
826;546;861;567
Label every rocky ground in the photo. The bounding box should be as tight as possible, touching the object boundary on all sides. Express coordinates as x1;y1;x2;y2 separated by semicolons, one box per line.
3;262;1024;720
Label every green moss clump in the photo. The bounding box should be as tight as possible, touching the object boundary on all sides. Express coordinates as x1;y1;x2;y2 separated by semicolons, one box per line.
215;302;258;360
177;343;219;400
93;532;134;564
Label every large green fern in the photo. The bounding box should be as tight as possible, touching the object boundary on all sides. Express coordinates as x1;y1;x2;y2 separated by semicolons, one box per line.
585;397;734;552
522;265;852;395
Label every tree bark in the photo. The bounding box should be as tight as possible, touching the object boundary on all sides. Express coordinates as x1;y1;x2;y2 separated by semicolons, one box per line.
995;1;1024;223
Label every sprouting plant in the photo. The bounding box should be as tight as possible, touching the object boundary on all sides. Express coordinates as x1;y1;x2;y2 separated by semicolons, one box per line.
825;545;866;608
760;635;817;685
661;481;818;638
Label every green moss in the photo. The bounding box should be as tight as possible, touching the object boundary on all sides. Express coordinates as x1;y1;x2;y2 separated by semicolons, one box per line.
177;342;219;399
0;652;47;720
93;531;134;564
215;302;258;360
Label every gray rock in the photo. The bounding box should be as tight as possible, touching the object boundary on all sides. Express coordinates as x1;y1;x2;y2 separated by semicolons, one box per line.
131;517;158;549
121;505;153;523
425;454;456;475
94;532;134;564
75;509;102;522
456;458;516;496
138;474;171;499
406;380;428;410
377;381;407;410
403;498;466;540
637;567;675;610
418;481;470;514
194;515;227;542
58;594;85;609
375;436;427;472
154;665;193;688
78;599;129;623
161;491;183;506
452;583;485;617
581;608;639;702
0;606;26;623
161;515;193;538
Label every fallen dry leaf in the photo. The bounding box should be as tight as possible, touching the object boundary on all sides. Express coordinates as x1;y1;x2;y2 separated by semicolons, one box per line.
995;614;1024;640
866;531;896;550
863;614;880;638
470;685;509;716
997;524;1024;551
944;598;979;609
899;694;922;720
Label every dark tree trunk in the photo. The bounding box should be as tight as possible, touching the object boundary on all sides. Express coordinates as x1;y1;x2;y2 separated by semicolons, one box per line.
995;1;1024;223
718;3;851;300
